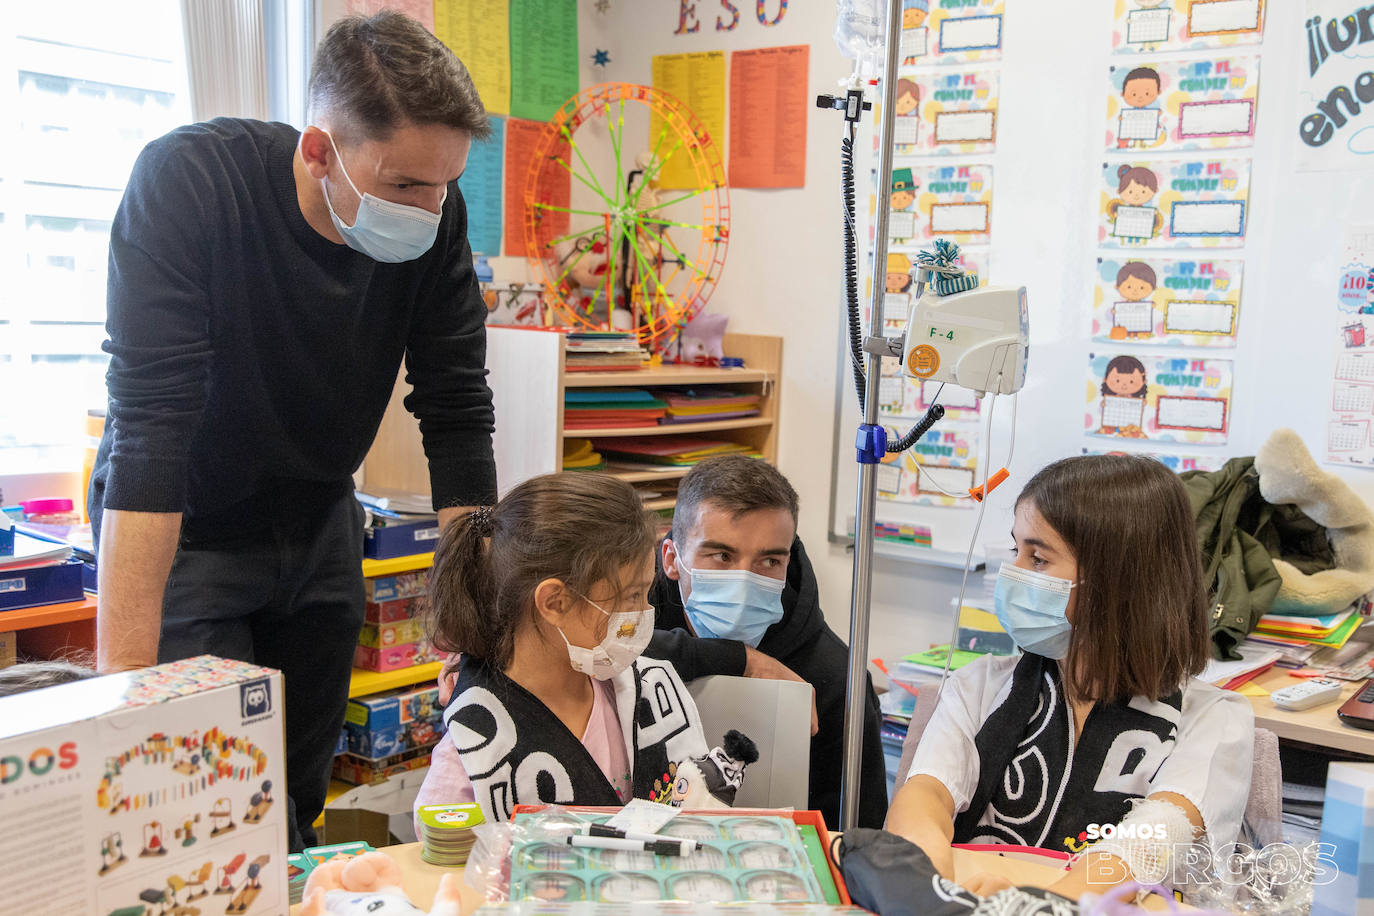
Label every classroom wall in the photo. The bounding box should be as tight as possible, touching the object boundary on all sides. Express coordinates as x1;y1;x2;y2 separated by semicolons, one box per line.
312;2;1374;670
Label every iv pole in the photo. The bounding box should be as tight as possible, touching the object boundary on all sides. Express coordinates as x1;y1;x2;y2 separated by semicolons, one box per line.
838;0;905;833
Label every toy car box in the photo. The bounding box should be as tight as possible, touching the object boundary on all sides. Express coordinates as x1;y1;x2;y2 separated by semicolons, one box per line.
358;618;426;649
353;639;443;672
0;655;287;916
363;568;430;602
364;594;429;624
344;683;443;759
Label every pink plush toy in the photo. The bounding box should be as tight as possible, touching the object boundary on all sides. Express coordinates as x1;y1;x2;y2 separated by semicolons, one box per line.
300;851;462;916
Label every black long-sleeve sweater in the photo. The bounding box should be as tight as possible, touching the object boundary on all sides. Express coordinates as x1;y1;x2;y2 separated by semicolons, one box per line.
89;118;496;542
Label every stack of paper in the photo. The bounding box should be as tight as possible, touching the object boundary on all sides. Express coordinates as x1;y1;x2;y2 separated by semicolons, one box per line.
1201;643;1282;689
565;331;646;371
0;528;83;610
562;438;605;471
1249;607;1364;652
0;529;73;571
660;388;761;424
592;436;758;467
564;389;667;429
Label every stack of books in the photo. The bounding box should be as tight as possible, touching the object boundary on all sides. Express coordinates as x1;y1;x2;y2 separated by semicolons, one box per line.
1248;607;1365;655
562;438;605;471
356;490;440;561
660;388;761;424
565;331;646;371
592;436;758;467
564;389;667;429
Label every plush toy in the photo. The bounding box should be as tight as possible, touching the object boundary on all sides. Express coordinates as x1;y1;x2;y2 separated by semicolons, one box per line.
300;850;462;916
665;729;759;809
676;311;729;365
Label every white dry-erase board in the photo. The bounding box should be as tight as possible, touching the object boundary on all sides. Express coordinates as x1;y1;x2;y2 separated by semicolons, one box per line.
827;0;1374;576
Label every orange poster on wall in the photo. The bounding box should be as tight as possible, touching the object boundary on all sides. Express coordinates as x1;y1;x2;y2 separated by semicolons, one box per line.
503;117;570;258
729;44;809;188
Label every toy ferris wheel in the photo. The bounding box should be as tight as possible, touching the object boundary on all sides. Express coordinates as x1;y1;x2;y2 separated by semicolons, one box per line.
521;82;730;351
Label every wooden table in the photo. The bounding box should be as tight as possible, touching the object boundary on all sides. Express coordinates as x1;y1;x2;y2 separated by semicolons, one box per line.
1248;666;1374;757
290;842;1183;913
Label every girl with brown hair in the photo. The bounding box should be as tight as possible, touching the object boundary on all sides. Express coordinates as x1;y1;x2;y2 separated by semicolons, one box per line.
413;473;709;824
888;455;1253;899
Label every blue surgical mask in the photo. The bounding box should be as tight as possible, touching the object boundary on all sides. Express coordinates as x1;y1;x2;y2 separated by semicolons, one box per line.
993;564;1076;660
322;131;444;263
681;568;785;647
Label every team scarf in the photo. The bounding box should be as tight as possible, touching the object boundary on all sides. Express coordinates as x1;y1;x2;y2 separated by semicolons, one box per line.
952;653;1184;855
443;655;707;823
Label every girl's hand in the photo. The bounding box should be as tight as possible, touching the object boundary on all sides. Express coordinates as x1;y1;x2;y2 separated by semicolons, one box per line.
961;872;1015;898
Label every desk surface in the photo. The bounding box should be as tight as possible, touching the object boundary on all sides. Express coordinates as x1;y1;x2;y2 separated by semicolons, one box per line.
290;842;1182;913
1248;666;1374;757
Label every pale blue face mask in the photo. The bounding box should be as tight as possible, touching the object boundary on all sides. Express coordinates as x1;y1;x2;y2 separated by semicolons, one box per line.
993;564;1076;660
680;567;785;647
322;131;445;263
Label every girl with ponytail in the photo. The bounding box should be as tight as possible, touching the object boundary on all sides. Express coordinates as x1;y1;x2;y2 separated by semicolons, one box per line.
414;473;709;823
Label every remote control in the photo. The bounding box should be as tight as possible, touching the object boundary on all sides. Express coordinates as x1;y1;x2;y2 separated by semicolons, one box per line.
1271;678;1345;711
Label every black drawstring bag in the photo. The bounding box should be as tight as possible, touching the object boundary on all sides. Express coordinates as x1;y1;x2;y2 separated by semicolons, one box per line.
833;828;1078;915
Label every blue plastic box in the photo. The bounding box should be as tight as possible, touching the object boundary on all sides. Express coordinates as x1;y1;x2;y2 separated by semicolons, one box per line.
363;519;441;559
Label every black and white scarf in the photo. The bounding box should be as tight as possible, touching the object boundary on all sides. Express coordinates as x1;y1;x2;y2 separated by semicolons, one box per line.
443;655;707;823
952;653;1183;855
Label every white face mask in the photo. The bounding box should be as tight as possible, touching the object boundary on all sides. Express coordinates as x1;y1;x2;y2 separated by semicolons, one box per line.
320;130;445;263
558;595;654;680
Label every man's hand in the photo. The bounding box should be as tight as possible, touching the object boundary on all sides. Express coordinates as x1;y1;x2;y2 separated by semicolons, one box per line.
743;646;819;736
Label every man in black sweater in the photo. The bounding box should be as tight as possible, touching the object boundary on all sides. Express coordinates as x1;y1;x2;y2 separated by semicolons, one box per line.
647;457;889;829
88;13;496;849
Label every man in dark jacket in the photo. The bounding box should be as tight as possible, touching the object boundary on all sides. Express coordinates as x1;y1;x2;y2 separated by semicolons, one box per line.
647;456;889;829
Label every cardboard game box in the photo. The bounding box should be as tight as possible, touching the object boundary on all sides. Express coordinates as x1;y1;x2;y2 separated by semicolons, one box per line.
0;655;288;915
344;682;443;759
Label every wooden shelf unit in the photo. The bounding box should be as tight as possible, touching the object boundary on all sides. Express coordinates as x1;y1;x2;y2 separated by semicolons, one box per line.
363;330;783;514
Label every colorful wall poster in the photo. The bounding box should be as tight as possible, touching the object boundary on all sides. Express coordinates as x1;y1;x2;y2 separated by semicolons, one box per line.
503;118;569;257
889;164;993;245
1295;2;1374;172
1082;447;1227;473
1106;56;1260;151
893;69;999;156
434;0;511;115
1111;0;1266;55
458;117;505;257
651;51;727;189
881;360;983;420
876;423;981;509
729;45;809;188
1097;158;1250;248
1085;352;1233;444
509;0;580;122
1091;256;1243;347
903;0;1005;66
875;247;989;332
1327;226;1374;465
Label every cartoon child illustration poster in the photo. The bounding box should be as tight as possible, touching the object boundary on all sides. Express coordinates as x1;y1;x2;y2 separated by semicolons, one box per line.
1111;0;1266;55
895;69;998;156
1099;158;1249;249
900;0;930;64
870;246;988;333
915;164;993;244
1087;352;1233;444
925;0;1005;64
1082;447;1227;474
1106;57;1259;152
893;77;921;149
880;359;982;421
889;167;919;240
1092;256;1243;346
876;423;981;508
